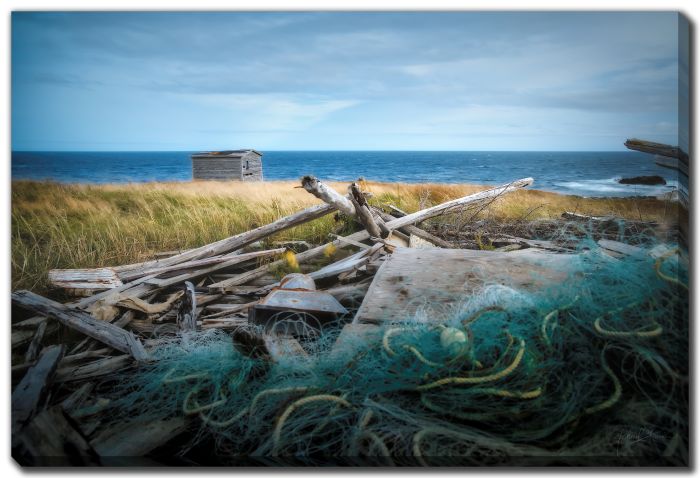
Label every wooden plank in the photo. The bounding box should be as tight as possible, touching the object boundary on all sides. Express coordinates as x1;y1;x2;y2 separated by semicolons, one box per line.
625;138;689;165
12;291;149;361
91;418;188;457
143;248;285;289
13;406;101;466
328;323;382;361
48;268;123;292
353;248;574;324
374;209;453;248
106;203;336;279
24;320;48;363
12;345;65;435
55;355;132;383
598;239;645;257
409;234;437;249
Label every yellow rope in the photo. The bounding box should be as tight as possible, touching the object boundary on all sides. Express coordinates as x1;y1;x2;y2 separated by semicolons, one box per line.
402;345;443;367
182;388;227;415
249;386;311;416
272;394;352;455
382;327;403;357
541;296;579;347
474;386;543;399
416;339;526;391
584;349;622;415
356;430;394;465
655;248;688;291
594;317;662;338
162;367;208;384
461;305;506;328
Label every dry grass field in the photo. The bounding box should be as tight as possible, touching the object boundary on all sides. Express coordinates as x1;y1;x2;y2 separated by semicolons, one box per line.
12;179;680;293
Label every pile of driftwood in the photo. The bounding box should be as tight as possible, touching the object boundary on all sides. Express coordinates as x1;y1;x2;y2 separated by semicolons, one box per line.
12;174;580;465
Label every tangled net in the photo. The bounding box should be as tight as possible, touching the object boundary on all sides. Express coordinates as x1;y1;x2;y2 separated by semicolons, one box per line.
102;236;688;466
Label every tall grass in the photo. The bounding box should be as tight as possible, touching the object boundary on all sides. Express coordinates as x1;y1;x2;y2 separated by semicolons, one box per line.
12;180;679;293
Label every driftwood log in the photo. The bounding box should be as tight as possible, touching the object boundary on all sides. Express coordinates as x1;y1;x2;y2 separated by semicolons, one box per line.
12;291;149;361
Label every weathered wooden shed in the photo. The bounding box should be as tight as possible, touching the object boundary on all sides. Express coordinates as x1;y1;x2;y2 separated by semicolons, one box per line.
191;149;263;181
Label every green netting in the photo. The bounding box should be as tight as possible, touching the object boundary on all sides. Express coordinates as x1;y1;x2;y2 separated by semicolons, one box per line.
101;236;688;466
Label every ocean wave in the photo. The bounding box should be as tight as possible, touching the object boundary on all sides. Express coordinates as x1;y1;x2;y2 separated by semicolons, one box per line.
555;177;678;197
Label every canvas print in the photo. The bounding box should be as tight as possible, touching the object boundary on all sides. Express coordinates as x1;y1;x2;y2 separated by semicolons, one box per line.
10;11;689;466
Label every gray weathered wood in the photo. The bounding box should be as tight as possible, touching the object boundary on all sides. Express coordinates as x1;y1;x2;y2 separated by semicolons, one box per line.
353;248;574;324
12;345;65;435
12;291;149;361
177;281;197;332
213;179;532;294
598;239;645;257
107;202;335;280
48;268;123;294
92;417;188;457
24;320;48;363
348;182;384;238
55;355;132;383
301;176;356;216
374;209;453;248
13;406;101;466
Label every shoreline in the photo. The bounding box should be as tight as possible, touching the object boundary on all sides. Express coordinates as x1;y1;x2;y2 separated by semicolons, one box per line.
10;178;676;202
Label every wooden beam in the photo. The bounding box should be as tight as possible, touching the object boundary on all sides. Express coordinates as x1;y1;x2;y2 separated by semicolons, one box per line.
12;291;149;361
301;176;356;216
12;345;65;435
13;406;101;466
625;138;689;165
113;202;336;276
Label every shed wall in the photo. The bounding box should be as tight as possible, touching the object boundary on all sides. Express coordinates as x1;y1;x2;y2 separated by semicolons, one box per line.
192;157;243;180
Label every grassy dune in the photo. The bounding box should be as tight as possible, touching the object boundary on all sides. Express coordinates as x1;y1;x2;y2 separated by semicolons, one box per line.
12;179;680;293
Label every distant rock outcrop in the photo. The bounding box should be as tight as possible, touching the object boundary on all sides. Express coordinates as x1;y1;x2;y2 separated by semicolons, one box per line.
618;175;666;186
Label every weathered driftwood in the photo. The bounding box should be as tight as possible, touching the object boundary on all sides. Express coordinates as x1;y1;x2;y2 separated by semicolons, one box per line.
13;406;101;466
61;382;95;412
211;178;532;293
177;281;197;332
114;203;336;276
48;268;123;295
624;138;689;164
24;320;48;363
117;290;184;315
374;209;453;248
562;211;617;222
387;204;408;217
348;182;384;238
325;280;372;303
301;176;356;216
12;291;149;361
12;345;65;435
598;239;645;257
118;250;247;282
92;417;188;457
55;355;132;383
143;247;286;289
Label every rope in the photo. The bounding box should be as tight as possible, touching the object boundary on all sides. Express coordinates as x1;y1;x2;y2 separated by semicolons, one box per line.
416;339;526;391
655;248;688;291
272;394;352;456
584;349;622;415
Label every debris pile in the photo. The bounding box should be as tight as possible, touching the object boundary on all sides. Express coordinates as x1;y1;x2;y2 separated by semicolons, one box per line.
11;176;688;466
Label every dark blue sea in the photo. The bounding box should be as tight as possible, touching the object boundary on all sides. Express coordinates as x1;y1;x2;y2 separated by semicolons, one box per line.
11;151;680;198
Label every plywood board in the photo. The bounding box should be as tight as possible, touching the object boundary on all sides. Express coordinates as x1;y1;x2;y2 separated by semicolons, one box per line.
353;248;576;324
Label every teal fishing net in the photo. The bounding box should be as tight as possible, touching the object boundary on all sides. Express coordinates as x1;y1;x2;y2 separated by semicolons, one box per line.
100;236;688;466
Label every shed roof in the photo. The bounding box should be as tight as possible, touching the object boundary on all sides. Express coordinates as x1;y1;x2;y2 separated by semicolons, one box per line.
192;149;262;159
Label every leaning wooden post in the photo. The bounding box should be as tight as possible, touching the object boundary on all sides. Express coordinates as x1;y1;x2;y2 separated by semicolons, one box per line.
348;182;385;238
301;176;356;216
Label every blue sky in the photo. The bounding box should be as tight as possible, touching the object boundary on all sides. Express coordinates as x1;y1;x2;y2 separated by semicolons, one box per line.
12;12;681;151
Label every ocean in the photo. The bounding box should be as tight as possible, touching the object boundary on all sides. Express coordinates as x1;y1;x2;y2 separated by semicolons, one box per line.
11;150;679;198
